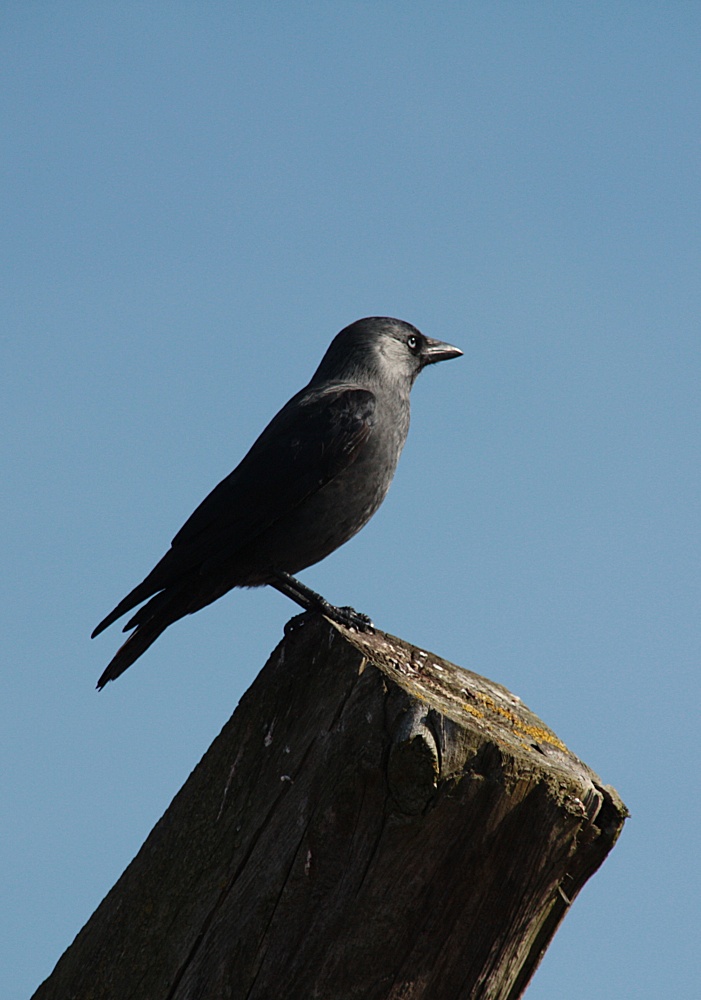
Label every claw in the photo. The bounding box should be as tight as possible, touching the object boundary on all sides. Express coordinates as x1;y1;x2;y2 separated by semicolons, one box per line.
333;605;375;632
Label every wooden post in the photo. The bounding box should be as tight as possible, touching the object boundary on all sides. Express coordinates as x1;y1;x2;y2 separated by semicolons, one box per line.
33;616;627;1000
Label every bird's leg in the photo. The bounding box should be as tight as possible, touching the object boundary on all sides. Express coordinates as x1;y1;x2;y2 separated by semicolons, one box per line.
269;570;374;634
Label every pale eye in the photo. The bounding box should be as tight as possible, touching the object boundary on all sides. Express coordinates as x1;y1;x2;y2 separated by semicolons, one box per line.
407;334;420;353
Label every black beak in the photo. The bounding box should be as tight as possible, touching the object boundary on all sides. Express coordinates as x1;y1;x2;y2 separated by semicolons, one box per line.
422;337;463;366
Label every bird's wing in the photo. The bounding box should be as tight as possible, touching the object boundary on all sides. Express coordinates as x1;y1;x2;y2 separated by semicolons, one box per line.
92;384;375;637
171;383;376;554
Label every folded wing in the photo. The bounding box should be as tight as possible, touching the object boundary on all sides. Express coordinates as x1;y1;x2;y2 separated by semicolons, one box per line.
92;384;376;640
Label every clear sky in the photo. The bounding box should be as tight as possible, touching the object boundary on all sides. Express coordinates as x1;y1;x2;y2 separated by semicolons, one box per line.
3;4;699;997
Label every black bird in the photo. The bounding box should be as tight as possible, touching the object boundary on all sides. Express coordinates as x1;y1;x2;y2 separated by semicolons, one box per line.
93;317;462;687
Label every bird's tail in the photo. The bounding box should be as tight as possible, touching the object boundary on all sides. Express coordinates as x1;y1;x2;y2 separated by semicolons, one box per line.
95;587;190;689
91;564;167;639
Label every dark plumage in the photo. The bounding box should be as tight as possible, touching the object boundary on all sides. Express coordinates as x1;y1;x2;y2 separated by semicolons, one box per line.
93;317;462;687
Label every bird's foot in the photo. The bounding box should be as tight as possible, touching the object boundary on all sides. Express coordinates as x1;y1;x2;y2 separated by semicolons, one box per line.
328;605;375;632
271;572;374;635
283;605;374;636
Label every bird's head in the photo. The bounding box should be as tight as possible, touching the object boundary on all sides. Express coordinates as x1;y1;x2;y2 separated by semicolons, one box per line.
312;317;463;390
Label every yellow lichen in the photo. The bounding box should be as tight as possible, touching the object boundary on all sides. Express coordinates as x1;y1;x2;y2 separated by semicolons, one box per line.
469;691;567;752
461;704;485;720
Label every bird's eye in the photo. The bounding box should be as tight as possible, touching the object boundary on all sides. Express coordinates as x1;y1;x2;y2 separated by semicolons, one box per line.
407;334;420;354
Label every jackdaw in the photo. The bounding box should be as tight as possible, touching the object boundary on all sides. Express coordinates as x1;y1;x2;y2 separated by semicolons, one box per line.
92;316;462;687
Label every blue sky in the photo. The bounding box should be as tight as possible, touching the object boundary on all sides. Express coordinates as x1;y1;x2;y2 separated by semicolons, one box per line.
3;4;699;997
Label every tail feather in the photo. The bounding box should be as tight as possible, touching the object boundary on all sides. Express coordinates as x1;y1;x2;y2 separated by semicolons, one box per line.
96;619;170;689
95;586;191;689
123;588;173;632
91;577;161;639
91;548;180;639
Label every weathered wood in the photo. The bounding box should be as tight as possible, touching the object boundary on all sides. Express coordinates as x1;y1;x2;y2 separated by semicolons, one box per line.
33;616;627;1000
